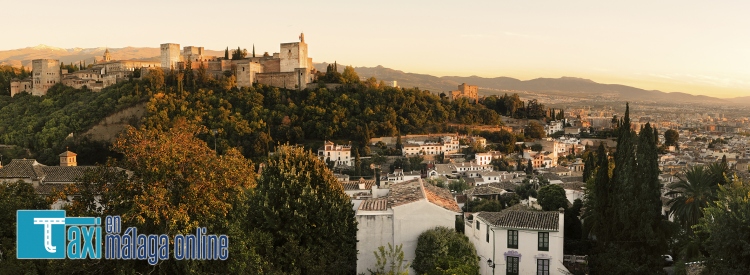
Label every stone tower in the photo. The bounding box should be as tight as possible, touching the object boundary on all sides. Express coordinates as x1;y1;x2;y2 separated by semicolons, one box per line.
31;59;61;96
279;33;308;72
103;48;112;62
160;43;181;70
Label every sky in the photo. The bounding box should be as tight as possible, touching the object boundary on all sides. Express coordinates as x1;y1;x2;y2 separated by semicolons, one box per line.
4;0;750;98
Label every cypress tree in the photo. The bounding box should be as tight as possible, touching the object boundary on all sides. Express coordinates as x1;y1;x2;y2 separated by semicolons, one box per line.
588;104;666;274
526;159;533;174
252;44;256;58
224;47;229;59
583;152;595;182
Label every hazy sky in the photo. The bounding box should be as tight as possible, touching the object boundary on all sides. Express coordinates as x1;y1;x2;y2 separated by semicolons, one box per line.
4;0;750;98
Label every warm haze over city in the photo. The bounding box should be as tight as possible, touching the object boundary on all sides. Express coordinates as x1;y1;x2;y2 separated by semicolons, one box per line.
3;0;750;98
2;1;750;275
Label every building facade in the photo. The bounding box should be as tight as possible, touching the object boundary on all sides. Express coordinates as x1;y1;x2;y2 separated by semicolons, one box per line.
466;208;568;275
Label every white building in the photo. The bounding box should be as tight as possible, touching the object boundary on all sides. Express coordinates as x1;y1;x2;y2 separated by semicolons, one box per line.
356;178;461;274
545;121;564;136
475;152;493;166
317;141;352;167
466;208;568;275
386;169;422;184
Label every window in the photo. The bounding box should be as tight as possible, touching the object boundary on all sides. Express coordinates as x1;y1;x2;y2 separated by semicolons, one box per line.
538;232;549;251
507;230;518;249
506;256;519;275
537;259;549;275
476;221;480;230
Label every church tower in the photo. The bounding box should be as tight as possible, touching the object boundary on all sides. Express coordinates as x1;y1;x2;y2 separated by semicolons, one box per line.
103;48;112;62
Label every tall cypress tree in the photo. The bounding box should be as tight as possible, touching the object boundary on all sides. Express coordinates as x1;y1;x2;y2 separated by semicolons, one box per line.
224;47;229;59
587;104;666;274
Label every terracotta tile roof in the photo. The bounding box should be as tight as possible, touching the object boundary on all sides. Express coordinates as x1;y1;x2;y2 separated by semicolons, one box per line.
358;198;388;211
423;182;461;212
0;159;45;179
35;183;69;195
386;179;423;207
40;166;98;183
465;186;507;196
559;181;586;191
477;209;560;231
342;178;375;191
358;179;460;213
488;181;519;191
59;151;77;157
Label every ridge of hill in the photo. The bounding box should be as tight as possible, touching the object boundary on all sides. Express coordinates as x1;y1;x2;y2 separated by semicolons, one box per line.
316;64;734;105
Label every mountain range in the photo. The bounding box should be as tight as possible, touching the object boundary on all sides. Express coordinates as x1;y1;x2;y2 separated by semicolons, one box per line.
1;45;746;105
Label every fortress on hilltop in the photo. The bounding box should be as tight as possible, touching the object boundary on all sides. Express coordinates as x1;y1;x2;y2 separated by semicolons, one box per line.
9;34;317;96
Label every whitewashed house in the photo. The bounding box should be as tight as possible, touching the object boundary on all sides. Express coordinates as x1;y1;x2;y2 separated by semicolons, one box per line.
465;208;568;275
356;178;461;274
317;141;352;167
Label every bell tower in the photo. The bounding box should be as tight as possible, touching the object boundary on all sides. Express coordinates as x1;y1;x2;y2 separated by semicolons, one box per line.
103;48;112;62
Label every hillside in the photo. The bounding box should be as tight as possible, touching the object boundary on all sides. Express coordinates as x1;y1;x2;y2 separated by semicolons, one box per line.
0;45;740;105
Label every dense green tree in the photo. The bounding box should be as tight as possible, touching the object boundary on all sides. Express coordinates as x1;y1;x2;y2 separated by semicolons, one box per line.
413;227;479;275
586;104;666;274
0;181;50;274
698;181;750;274
538;184;568;211
525;121;546;139
341;65;360;84
246;145;357;274
666;166;719;230
531;143;543;152
664;129;679;147
582;151;596;182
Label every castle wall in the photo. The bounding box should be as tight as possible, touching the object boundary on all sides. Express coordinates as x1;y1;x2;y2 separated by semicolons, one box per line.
160;43;181;69
262;58;280;73
256;72;298;89
10;79;32;97
31;59;61;96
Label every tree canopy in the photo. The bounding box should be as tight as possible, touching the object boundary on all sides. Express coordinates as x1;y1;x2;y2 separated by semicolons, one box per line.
538;184;568;211
413;226;479;275
246;144;358;274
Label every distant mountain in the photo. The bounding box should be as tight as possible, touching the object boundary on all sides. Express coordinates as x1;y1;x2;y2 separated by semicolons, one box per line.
315;64;733;105
1;45;741;105
0;45;223;68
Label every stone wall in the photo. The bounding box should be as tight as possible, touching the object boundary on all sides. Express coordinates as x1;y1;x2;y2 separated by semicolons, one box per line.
256;72;298;89
262;59;280;73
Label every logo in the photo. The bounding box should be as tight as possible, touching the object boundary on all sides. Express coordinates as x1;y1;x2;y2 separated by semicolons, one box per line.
17;211;229;264
16;210;101;259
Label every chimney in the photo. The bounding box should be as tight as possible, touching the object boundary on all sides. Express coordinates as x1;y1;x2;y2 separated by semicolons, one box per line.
358;177;366;190
558;207;565;233
59;150;77;167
